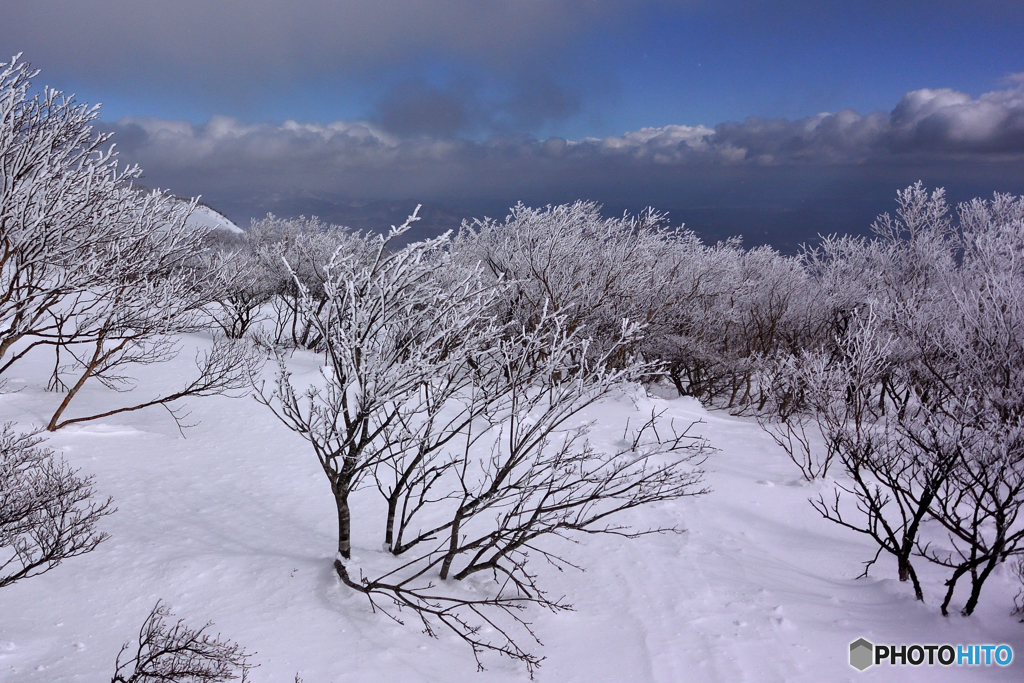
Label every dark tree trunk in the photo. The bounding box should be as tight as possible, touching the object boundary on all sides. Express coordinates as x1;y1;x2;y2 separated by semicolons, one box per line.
962;558;998;616
897;555;924;601
439;509;465;580
384;495;397;550
334;486;353;560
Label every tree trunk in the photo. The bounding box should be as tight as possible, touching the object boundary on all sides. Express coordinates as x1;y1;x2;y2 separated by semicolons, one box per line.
384;494;398;551
47;346;102;430
438;508;464;580
334;486;353;561
940;564;971;616
962;558;997;616
47;337;130;431
897;555;924;601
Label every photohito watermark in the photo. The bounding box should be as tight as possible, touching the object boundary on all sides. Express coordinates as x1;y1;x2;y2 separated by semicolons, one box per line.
849;638;1014;671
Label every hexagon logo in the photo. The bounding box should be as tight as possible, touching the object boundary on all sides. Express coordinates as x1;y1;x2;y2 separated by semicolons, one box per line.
849;638;874;671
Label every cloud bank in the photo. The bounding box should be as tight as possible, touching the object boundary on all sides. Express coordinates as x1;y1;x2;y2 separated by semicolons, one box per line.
105;84;1024;203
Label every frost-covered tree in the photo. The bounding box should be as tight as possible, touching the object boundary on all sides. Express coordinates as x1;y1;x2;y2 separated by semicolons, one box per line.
356;309;708;672
257;209;709;672
452;202;832;412
909;190;1024;616
0;54;257;431
0;54;173;375
255;210;496;564
202;236;274;340
453;202;692;358
243;215;357;349
40;221;259;431
654;242;820;410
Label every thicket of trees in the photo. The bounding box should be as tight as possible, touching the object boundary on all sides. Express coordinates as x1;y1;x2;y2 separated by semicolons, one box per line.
3;51;1024;679
232;186;1024;665
757;186;1024;617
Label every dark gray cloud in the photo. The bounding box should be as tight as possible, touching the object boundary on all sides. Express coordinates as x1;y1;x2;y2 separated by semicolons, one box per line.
500;76;581;132
372;76;582;137
708;111;890;163
375;80;478;138
0;1;665;91
104;84;1024;192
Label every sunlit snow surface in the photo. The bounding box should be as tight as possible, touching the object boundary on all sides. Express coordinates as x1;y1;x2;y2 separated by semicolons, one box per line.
1;334;1020;681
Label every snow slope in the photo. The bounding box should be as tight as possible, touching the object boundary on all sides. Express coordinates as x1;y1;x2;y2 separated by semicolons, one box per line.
1;335;1021;682
186;203;244;234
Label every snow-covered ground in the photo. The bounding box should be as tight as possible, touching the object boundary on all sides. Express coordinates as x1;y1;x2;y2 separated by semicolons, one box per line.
1;334;1021;682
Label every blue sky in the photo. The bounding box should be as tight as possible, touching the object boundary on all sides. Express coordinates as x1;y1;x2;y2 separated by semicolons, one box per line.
3;1;1023;247
589;2;1022;132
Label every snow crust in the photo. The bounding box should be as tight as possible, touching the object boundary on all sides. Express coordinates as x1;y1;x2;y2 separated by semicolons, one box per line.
1;334;1020;681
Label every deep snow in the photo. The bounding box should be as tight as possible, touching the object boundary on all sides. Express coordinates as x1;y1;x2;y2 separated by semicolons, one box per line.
1;334;1021;682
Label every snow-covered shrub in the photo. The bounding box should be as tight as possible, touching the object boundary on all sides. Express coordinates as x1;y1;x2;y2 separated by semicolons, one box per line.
0;424;113;588
909;190;1024;616
452;201;842;413
202;233;276;340
456;203;693;402
637;235;743;401
452;201;690;359
779;309;940;600
682;245;810;410
111;601;252;683
246;215;361;350
652;240;834;412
